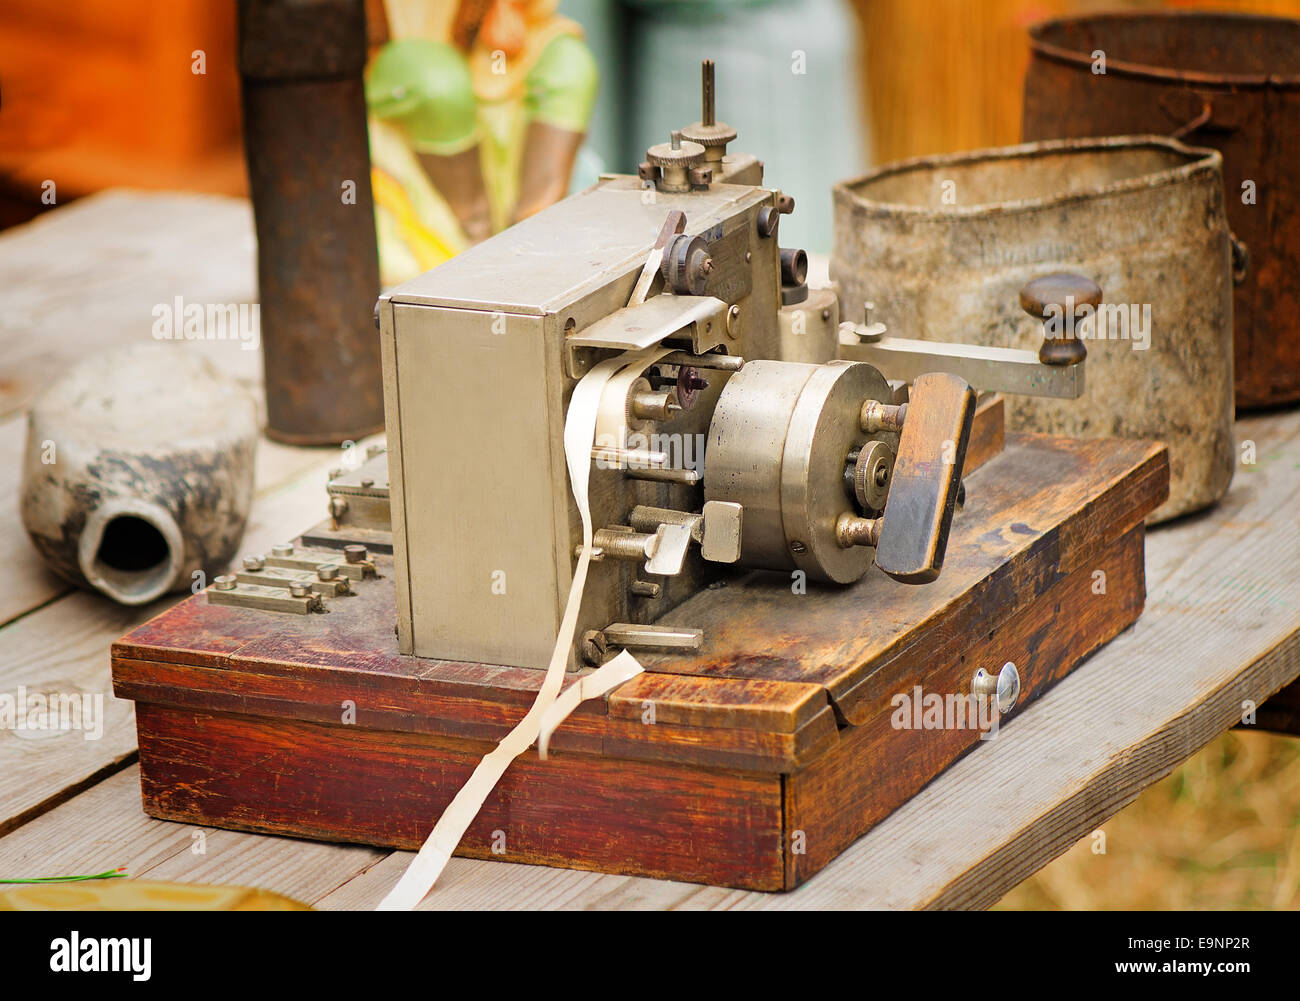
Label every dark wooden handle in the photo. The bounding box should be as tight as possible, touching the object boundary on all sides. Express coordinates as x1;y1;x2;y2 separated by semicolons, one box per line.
874;372;976;585
1020;272;1100;367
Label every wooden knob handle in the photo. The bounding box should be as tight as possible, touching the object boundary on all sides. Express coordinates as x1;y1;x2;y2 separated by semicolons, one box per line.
1020;272;1100;367
873;372;976;585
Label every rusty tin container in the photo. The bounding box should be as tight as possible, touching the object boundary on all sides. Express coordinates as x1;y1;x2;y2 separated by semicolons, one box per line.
1023;11;1300;409
831;136;1233;523
238;0;384;445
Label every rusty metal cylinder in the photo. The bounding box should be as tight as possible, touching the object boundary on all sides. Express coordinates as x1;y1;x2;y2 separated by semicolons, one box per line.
238;0;384;444
831;136;1234;524
1022;11;1300;409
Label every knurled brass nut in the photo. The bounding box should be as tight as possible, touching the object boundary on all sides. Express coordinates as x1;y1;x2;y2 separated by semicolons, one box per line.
680;121;738;147
646;139;706;168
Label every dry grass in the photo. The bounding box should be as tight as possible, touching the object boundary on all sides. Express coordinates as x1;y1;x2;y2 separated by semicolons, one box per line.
996;730;1300;910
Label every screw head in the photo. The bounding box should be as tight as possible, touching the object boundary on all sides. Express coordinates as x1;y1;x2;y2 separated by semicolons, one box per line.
271;543;294;557
317;564;339;581
288;581;312;597
243;554;266;570
213;575;237;591
343;545;367;564
726;303;741;340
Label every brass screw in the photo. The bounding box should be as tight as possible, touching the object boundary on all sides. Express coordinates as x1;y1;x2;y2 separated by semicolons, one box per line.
213;575;237;591
289;581;312;597
271;543;294;557
343;545;367;564
317;564;339;581
243;554;266;570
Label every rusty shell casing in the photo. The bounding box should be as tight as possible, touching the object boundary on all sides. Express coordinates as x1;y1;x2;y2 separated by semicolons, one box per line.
238;0;383;445
1022;11;1300;410
831;136;1234;524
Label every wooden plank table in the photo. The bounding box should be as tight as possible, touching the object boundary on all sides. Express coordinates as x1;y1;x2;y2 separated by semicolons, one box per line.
1;191;1297;910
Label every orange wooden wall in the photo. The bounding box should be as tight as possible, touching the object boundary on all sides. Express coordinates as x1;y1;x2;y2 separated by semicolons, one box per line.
0;0;244;210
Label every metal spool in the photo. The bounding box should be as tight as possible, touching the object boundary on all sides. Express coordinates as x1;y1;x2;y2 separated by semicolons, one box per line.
704;360;898;583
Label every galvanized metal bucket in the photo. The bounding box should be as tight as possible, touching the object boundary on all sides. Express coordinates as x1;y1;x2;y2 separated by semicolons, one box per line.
1022;11;1300;409
831;136;1234;523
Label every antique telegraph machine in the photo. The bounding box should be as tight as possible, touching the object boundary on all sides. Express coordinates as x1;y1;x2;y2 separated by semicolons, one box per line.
114;63;1167;892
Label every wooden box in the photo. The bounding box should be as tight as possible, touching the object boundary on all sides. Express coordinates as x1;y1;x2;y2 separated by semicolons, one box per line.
112;432;1167;891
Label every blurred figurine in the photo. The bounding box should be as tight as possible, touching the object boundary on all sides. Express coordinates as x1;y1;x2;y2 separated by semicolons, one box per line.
365;0;598;284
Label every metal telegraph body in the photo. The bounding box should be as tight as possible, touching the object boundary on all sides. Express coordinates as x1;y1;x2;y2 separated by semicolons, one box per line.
375;61;1087;673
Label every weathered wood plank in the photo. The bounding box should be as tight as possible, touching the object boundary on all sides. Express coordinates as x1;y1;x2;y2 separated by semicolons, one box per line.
0;767;383;904
0;191;260;419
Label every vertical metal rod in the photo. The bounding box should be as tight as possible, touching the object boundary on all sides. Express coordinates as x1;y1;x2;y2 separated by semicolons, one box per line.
701;59;715;127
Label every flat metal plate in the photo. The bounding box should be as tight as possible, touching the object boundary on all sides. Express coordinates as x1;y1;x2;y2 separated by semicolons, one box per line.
566;294;726;352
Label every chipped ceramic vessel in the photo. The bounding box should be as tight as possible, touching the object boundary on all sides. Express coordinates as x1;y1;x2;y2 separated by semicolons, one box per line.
20;345;258;605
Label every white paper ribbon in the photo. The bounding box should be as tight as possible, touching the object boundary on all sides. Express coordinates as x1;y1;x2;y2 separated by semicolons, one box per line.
378;346;668;910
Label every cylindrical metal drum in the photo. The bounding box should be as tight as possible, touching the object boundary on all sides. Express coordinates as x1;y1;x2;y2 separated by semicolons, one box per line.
238;0;384;444
1022;11;1300;409
830;136;1234;524
705;359;897;582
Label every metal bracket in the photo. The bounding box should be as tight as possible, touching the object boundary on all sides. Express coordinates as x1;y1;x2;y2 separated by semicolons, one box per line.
602;623;703;652
838;326;1085;400
565;294;729;379
264;543;377;581
207;576;321;614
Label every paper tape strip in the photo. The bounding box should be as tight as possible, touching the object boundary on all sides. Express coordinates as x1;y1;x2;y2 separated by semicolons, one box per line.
537;650;644;761
377;346;668;910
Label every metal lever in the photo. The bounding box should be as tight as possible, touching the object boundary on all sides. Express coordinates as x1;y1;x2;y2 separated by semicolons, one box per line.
838;329;1084;399
837;273;1098;399
872;372;976;584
